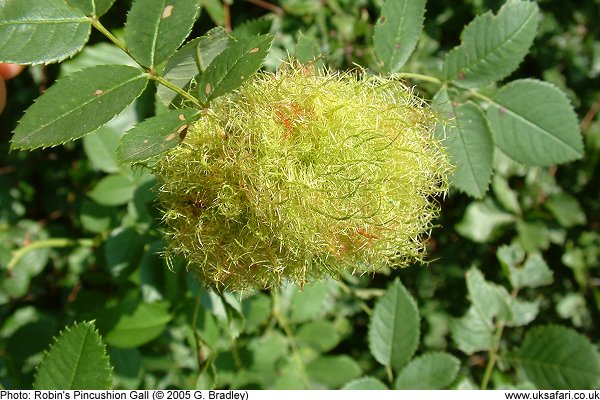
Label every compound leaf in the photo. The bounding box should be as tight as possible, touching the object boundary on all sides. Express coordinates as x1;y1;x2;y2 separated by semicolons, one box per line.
0;0;91;64
125;0;200;68
11;65;147;150
434;88;494;198
394;352;460;389
33;321;111;389
198;34;274;102
373;0;426;73
368;278;420;371
487;79;583;166
510;325;600;389
443;0;539;88
117;108;199;163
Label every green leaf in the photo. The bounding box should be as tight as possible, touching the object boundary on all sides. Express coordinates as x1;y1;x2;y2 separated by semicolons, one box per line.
200;0;225;26
373;0;426;73
510;325;600;389
60;43;138;76
492;175;521;214
0;0;91;64
289;281;336;324
33;321;111;389
80;199;113;233
231;17;274;39
117;109;199;163
487;79;583;166
433;88;494;198
125;0;200;68
306;355;362;388
394;352;460;389
83;126;121;173
88;174;136;206
466;267;511;324
368;278;420;371
97;298;172;348
497;244;554;289
241;293;272;333
342;377;388;390
108;347;143;389
196;27;232;72
65;0;94;16
465;266;538;328
545;192;587;227
248;333;289;375
443;0;539;88
450;306;494;355
11;65;147;150
104;227;145;281
456;198;515;243
64;0;116;17
296;32;321;65
296;320;341;352
198;34;274;102
95;0;116;16
157;27;231;106
156;40;200;106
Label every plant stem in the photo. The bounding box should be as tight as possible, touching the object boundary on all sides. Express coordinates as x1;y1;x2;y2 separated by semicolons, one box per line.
271;290;311;388
480;288;519;390
90;18;204;109
395;72;443;85
468;89;494;104
480;321;505;390
8;238;94;271
385;365;394;384
150;75;204;108
89;18;131;58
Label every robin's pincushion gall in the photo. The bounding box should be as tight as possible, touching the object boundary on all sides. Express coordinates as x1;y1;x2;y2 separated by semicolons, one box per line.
155;63;451;290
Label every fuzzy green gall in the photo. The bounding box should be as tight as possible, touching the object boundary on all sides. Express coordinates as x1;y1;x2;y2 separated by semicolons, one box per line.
155;63;451;290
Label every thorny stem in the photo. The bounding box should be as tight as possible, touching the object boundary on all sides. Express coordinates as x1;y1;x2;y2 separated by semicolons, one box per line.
271;290;311;388
90;18;204;109
8;238;94;271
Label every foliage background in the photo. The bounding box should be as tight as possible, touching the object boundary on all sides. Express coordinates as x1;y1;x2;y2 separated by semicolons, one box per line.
0;0;599;390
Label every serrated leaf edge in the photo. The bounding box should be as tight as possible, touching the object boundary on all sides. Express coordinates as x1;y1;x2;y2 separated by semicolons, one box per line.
11;66;147;150
33;320;113;390
444;1;538;86
368;278;421;371
487;78;583;164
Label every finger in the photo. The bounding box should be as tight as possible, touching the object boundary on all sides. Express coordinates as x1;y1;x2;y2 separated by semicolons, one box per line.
0;63;25;80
